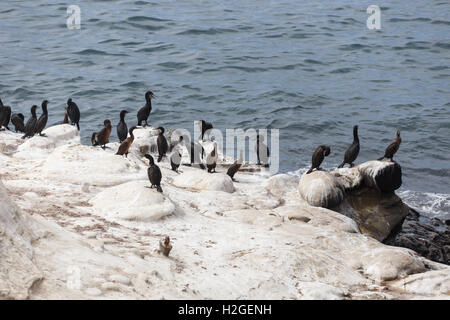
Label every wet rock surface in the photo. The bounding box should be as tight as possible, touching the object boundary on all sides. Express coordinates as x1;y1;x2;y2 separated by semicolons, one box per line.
384;208;450;265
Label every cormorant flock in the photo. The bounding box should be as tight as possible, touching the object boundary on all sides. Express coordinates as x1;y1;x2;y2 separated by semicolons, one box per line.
0;90;402;193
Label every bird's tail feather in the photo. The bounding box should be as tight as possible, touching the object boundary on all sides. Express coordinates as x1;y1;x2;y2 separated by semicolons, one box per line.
338;162;345;168
156;185;163;193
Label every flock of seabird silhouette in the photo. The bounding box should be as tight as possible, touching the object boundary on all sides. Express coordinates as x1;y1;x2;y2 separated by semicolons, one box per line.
0;91;402;193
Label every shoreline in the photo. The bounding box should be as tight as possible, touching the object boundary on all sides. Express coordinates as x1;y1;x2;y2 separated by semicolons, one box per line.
1;124;449;299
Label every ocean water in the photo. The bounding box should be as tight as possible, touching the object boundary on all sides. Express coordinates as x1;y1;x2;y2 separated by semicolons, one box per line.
0;1;449;219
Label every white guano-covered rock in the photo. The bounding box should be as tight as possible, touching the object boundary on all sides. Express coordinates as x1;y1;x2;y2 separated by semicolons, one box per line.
89;180;175;221
41;144;145;186
361;247;427;281
15;124;80;159
0;180;42;299
173;170;235;193
265;174;298;198
298;170;345;208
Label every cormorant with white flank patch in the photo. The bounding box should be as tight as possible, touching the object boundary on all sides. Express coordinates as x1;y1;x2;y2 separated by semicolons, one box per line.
116;126;137;157
206;141;218;173
22;105;39;139
137;91;154;127
92;120;112;149
117;110;128;143
35;100;49;136
306;145;331;174
170;148;182;173
144;154;163;192
338;125;360;168
378;130;401;162
256;134;270;167
67;98;80;130
179;136;206;169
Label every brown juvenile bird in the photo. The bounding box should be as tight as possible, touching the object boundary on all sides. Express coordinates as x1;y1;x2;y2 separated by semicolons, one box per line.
159;236;172;257
91;119;112;149
227;150;243;181
306;145;331;174
62;107;69;124
378;130;401;161
116;126;137;157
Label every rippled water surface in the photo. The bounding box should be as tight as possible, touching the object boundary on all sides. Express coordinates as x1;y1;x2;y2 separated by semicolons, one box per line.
0;1;449;218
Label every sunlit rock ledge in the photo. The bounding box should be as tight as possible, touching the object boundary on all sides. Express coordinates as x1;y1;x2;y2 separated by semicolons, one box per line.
0;125;449;300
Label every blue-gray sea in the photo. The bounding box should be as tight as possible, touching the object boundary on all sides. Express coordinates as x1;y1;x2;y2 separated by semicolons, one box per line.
0;1;449;219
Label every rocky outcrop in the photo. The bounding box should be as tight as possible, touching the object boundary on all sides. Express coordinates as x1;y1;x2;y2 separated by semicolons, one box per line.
0;181;42;299
384;208;450;265
1;125;449;299
298;161;402;209
298;161;408;241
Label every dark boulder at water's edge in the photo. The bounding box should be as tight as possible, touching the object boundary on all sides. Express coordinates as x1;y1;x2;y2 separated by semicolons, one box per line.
384;208;450;265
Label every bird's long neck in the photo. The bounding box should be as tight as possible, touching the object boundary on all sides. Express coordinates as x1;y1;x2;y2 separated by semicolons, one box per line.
120;113;126;121
129;129;135;140
31;108;37;118
42;104;48;114
353;127;359;142
0;99;3;107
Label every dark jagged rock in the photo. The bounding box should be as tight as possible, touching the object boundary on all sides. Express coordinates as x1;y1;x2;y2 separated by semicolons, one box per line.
384;208;450;265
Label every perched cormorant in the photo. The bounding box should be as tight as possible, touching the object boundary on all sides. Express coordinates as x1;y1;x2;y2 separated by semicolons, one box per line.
116;126;137;157
11;113;25;133
227;150;243;181
306;145;331;174
144;154;162;192
35;100;49;136
180;136;206;169
91;119;112;149
206;141;218;173
170;148;182;173
117;110;128;143
67;98;80;130
137;91;154;127
0;98;11;130
256;135;270;167
338;125;360;168
22;105;39;139
378;130;401;161
156;126;168;162
199;120;213;141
